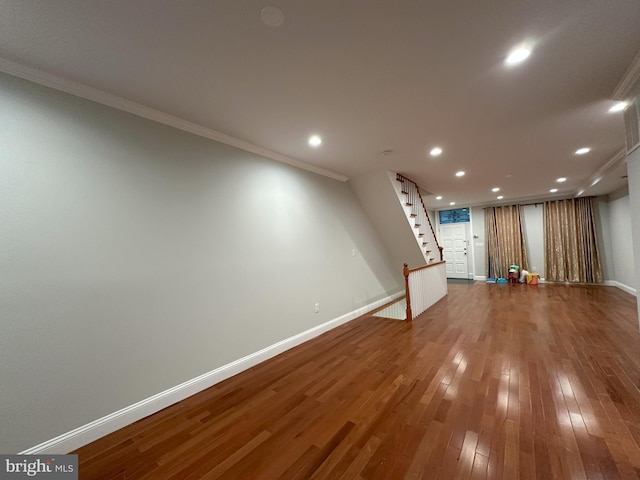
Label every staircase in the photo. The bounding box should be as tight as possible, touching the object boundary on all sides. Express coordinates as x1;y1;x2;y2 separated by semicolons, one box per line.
350;170;447;321
394;174;443;263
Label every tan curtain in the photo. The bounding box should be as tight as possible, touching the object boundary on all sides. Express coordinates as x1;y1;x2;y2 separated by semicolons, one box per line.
544;197;603;283
485;205;529;278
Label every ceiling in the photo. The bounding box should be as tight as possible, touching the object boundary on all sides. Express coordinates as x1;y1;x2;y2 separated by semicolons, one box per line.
1;0;639;209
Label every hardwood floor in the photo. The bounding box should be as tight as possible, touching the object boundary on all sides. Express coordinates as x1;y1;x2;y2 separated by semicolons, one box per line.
74;283;640;479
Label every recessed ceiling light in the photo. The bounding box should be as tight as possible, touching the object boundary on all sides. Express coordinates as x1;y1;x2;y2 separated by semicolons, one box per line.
609;102;627;113
435;196;442;200
550;188;558;193
455;171;465;177
308;135;322;147
575;147;590;155
449;202;456;206
430;147;443;157
505;47;531;66
260;6;285;27
497;195;504;200
556;177;566;183
492;187;500;192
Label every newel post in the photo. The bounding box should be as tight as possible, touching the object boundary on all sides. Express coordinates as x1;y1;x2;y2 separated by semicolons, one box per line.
438;246;444;261
403;263;413;322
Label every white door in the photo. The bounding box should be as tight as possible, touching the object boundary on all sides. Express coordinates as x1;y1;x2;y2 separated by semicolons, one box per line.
440;224;469;279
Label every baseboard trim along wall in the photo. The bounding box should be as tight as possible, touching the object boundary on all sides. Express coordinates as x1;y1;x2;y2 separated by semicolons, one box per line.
474;275;547;283
605;280;637;296
20;291;404;455
476;277;635;294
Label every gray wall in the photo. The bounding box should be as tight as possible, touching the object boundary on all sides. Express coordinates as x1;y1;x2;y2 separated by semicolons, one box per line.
603;187;635;290
521;205;545;276
628;145;640;321
471;207;485;278
0;73;401;452
597;196;615;282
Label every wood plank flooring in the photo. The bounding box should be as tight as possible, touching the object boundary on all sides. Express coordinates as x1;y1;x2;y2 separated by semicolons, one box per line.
74;283;640;479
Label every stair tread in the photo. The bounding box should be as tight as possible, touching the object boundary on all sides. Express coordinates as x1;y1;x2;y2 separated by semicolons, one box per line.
398;174;441;257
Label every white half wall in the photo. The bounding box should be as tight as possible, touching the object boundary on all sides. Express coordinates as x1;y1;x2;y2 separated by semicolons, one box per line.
0;72;402;452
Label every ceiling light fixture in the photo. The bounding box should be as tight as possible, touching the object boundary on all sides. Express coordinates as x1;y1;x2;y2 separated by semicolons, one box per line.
575;147;590;155
556;177;567;183
435;196;442;200
260;6;285;27
449;202;456;206
550;188;558;193
505;46;531;66
491;187;500;192
430;147;443;157
609;102;627;113
308;135;322;147
497;195;504;200
455;171;465;177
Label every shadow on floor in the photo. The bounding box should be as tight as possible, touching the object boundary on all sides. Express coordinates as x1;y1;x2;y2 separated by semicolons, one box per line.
447;278;475;285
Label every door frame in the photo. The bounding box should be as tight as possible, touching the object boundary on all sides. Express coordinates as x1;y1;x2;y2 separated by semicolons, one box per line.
437;210;473;280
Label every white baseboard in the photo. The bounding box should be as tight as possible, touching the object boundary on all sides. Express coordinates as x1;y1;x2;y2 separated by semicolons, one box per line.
20;291;404;455
474;275;546;283
604;280;637;296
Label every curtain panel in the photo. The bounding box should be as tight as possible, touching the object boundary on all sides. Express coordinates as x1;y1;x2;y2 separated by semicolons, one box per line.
485;205;529;278
544;197;603;283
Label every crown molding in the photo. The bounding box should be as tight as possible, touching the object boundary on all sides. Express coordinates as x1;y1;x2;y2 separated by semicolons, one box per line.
0;57;348;182
575;147;627;197
611;50;640;100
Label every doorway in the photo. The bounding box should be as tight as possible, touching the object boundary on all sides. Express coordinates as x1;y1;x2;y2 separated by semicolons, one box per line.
440;222;470;279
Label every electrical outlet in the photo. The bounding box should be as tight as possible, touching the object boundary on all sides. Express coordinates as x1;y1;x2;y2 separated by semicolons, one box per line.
314;303;320;313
